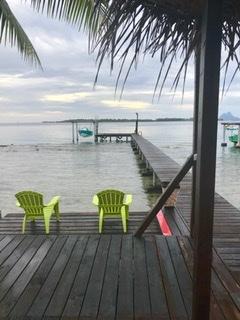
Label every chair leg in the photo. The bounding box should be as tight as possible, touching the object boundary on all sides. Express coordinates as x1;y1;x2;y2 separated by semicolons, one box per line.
121;212;127;233
99;211;104;233
22;216;27;234
44;218;50;234
54;202;60;221
126;206;129;220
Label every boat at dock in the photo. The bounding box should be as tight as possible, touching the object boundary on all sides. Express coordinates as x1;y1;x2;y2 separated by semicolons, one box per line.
78;127;93;137
221;122;240;147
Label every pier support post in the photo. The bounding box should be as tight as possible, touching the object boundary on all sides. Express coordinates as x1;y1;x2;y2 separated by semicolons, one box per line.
146;161;149;169
94;120;99;143
221;124;227;147
72;122;75;144
152;172;161;187
76;122;79;143
152;172;156;186
192;1;222;319
135;113;139;134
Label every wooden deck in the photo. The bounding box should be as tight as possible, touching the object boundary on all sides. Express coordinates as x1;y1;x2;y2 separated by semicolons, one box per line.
0;234;239;320
131;134;240;284
0;212;160;235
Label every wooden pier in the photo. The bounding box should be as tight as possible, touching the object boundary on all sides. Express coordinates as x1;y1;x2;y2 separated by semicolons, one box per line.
95;133;132;143
131;134;240;281
0;135;239;319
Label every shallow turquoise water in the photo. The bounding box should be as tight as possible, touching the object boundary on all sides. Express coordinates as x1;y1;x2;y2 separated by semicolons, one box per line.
0;121;239;215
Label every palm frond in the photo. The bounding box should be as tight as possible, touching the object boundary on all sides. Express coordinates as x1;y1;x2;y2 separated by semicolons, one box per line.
29;0;107;34
92;0;240;95
0;0;41;68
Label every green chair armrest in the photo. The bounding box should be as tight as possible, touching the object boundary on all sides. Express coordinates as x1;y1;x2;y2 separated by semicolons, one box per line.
46;196;60;207
92;195;99;206
124;194;132;205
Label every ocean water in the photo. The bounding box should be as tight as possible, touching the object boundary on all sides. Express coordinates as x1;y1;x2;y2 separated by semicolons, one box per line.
0;121;239;216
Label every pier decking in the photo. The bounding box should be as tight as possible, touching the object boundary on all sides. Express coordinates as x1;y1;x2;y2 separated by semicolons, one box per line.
131;134;240;283
95;133;132;142
0;234;239;320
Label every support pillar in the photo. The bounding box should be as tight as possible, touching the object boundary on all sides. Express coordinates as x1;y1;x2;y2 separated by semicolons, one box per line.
221;124;227;146
190;47;201;238
192;1;222;319
135;113;139;134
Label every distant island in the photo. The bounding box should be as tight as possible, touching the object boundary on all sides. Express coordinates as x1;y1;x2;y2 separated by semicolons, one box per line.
43;117;194;123
219;112;240;121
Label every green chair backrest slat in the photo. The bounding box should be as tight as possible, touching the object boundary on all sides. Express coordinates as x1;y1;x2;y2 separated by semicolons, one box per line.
15;191;44;216
97;189;124;215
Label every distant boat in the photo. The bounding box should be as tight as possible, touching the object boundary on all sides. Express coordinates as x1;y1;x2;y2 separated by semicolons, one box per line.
79;127;93;138
226;126;239;145
229;134;239;145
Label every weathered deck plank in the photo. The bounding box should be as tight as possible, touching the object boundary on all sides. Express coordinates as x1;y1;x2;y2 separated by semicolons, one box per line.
27;236;77;318
0;234;237;319
116;235;134;320
9;236;67;319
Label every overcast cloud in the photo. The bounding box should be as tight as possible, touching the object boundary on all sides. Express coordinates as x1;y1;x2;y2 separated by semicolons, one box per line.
0;0;239;122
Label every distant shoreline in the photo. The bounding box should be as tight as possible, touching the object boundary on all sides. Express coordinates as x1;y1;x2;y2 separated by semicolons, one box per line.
0;118;229;125
46;118;194;123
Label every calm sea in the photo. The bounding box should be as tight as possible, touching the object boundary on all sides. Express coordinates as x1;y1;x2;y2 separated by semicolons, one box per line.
0;121;239;216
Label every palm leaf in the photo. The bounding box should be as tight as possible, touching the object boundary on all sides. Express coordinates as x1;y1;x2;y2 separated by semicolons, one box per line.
28;0;240;94
92;0;240;95
0;0;41;67
30;0;107;34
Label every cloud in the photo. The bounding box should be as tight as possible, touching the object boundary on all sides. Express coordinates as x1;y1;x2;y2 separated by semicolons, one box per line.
101;100;151;109
45;110;65;115
0;0;239;123
176;103;193;110
41;92;91;103
0;97;9;102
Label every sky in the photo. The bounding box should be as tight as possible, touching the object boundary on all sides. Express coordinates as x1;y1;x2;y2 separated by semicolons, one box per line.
1;1;240;123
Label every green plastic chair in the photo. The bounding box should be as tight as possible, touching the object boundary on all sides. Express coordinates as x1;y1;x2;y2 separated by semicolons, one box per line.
15;191;60;234
92;189;132;233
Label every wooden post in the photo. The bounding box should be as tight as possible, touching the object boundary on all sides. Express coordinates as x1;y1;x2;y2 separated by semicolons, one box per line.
190;48;201;238
152;172;156;186
76;122;79;143
221;124;227;146
94;120;99;143
135;113;139;134
192;1;222;319
72;121;75;144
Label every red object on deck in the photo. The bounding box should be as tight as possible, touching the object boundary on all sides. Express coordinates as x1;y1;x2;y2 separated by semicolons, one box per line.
157;210;172;236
